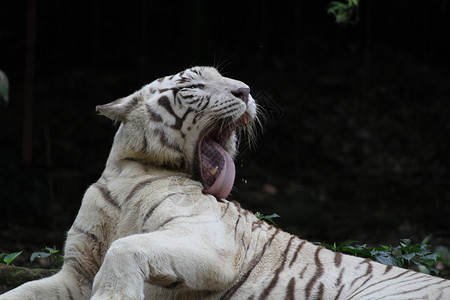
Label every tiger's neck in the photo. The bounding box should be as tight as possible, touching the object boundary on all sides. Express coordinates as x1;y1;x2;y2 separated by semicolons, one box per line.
103;124;193;176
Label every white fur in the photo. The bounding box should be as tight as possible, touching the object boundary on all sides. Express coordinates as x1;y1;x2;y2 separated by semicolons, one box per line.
1;67;449;300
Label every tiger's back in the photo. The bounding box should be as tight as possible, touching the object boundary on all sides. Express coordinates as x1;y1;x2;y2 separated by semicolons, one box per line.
215;199;450;299
66;166;450;300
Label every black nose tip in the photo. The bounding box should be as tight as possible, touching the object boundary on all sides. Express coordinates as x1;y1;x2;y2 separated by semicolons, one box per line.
232;87;250;104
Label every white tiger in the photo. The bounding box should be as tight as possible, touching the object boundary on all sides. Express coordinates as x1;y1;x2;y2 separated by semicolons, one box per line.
1;66;449;300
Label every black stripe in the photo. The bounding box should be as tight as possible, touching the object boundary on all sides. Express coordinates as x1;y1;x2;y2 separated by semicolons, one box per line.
141;192;185;230
153;128;183;152
72;225;99;244
125;176;172;203
234;215;241;240
285;277;296;300
177;76;192;84
155;213;201;230
216;101;240;111
352;275;374;296
193;111;205;123
349;259;373;290
355;275;441;299
231;200;242;211
190;68;201;75
299;266;307;279
142;134;149;153
221;106;240;117
221;201;231;218
182;93;196;99
220;228;281;299
305;247;324;300
336;268;344;287
64;284;75;300
146;104;163;122
123;96;140;116
335;284;345;300
388;279;449;297
349;263;375;298
158;96;193;130
334;252;342;268
64;256;95;283
289;240;306;268
259;235;296;300
198;97;210;111
383;264;393;274
252;219;265;231
317;282;324;299
210;98;236;109
347;269;412;300
158;88;180;100
94;183;121;210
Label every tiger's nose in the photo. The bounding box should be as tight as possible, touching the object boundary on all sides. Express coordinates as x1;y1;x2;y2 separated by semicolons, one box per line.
232;87;250;104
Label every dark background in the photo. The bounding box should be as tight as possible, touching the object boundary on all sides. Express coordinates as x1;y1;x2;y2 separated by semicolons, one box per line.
1;0;449;271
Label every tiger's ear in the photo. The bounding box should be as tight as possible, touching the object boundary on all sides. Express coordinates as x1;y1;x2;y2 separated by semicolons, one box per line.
96;96;139;121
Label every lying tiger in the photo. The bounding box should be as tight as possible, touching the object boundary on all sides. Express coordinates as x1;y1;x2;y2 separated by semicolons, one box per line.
2;67;449;300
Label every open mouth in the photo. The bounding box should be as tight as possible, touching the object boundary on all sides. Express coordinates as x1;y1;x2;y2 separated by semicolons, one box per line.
198;113;251;198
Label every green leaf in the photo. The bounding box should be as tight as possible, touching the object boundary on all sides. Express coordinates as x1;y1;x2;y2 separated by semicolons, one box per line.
0;70;9;103
423;252;437;261
255;212;280;226
45;247;59;254
329;1;347;7
327;1;348;15
264;214;280;219
417;264;431;275
2;251;23;265
400;239;411;247
418;244;431;255
421;234;433;245
30;252;51;262
399;252;416;262
313;242;334;251
372;251;399;267
416;261;439;275
340;240;360;246
55;254;64;262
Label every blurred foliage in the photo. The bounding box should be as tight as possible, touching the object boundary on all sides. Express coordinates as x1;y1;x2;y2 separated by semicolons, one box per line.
0;252;22;266
255;212;281;227
315;237;444;275
30;247;64;269
327;0;359;24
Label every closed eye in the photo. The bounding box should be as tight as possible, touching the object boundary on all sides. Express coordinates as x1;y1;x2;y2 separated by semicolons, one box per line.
184;84;205;90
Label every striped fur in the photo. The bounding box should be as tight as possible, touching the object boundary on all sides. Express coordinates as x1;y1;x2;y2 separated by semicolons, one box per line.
1;67;449;300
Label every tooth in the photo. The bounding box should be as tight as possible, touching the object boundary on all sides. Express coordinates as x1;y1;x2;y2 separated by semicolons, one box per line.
211;166;219;176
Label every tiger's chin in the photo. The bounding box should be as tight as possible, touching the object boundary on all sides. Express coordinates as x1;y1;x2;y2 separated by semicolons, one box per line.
198;112;252;199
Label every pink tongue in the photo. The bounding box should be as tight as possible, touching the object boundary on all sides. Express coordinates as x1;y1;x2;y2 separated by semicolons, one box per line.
199;138;235;199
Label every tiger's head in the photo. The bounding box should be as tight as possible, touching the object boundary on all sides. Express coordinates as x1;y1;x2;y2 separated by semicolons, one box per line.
96;66;257;198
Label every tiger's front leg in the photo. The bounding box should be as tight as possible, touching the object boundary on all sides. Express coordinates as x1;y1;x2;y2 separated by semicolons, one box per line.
91;231;238;300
